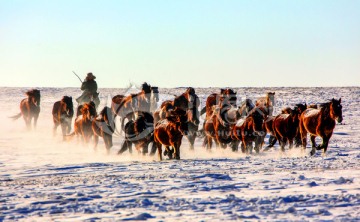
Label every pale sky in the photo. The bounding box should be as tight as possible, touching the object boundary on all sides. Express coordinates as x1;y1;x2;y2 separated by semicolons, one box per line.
0;0;359;88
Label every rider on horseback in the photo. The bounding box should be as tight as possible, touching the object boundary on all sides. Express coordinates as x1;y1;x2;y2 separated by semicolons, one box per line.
76;72;100;108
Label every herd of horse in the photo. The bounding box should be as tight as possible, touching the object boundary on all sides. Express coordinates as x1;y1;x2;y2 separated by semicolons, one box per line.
11;85;343;160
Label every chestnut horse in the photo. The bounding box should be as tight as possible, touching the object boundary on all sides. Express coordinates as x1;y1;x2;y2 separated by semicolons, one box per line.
154;114;188;160
11;89;41;130
118;111;156;155
231;106;266;153
52;96;74;140
92;106;115;153
299;98;343;156
255;92;275;116
73;103;97;144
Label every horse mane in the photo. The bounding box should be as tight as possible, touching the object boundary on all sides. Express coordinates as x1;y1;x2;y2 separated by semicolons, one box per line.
319;102;331;119
26;89;40;97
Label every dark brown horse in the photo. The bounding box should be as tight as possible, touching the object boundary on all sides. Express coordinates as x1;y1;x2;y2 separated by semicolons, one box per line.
92;106;115;153
73;103;97;144
299;98;343;156
272;106;302;152
11;89;41;130
118;111;156;155
263;103;307;150
154;114;188;160
256;92;275;116
52;96;74;140
231;106;266;153
200;88;237;117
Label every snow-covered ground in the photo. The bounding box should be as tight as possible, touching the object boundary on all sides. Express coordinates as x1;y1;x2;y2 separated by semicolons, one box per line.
0;87;359;221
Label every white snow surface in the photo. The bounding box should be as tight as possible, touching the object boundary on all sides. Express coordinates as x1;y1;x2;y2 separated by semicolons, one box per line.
0;87;359;221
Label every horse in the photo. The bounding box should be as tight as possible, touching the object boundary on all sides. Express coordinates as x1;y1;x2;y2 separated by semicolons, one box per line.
231;106;266;153
150;86;159;113
272;106;302;152
203;95;237;150
154;114;188;160
73;103;97;144
200;88;237;117
238;99;255;118
11;89;41;130
255;92;275;116
52;96;74;140
156;87;200;150
133;82;152;114
118;111;156;155
299;98;343;156
263;103;307;150
92;106;115;153
76;101;97;117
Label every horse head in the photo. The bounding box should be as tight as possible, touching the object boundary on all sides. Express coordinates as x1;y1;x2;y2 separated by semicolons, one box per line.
26;89;41;107
249;106;266;133
330;98;343;123
62;96;74;117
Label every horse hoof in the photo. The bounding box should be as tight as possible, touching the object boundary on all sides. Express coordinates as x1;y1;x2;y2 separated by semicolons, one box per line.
310;150;316;156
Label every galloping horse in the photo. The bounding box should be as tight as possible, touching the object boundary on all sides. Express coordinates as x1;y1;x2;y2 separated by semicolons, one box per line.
52;96;74;140
272;106;301;152
299;98;343;156
118;111;156;155
92;106;115;153
256;92;275;116
231;106;266;153
11;89;41;130
154;114;188;160
74;103;97;144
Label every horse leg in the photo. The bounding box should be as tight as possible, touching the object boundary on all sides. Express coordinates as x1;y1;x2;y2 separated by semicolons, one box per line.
321;136;331;155
288;138;293;149
24;116;31;131
33;114;39;130
53;122;59;137
231;140;240;152
174;142;181;160
118;140;129;154
187;133;196;150
267;135;277;148
104;134;112;154
164;146;173;159
310;135;317;148
61;123;67;141
206;136;213;150
299;121;308;153
156;142;163;161
93;135;99;151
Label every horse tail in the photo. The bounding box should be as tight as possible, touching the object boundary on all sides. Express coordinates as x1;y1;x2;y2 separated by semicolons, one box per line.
200;106;206;116
9;113;22;120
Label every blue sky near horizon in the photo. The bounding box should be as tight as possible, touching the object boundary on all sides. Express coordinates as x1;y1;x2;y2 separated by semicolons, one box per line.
0;0;359;88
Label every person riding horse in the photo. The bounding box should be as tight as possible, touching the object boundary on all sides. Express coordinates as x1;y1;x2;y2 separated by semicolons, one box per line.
76;72;100;108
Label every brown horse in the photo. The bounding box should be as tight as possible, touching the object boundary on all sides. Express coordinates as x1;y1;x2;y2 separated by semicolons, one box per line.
73;103;97;144
118;111;156;155
231;106;266;153
111;94;136;133
256;92;275;116
52;96;74;140
200;88;237;117
272;106;302;152
156;87;200;150
92;106;115;153
203;95;237;150
154;114;188;160
299;98;343;156
263;103;307;150
11;89;41;130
